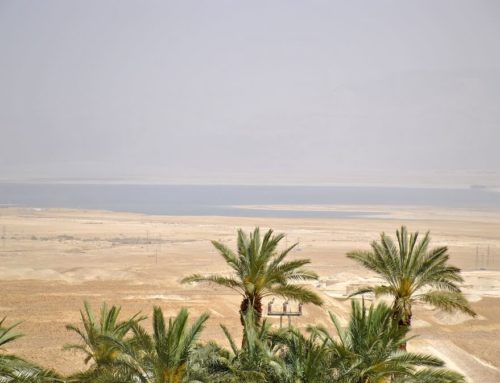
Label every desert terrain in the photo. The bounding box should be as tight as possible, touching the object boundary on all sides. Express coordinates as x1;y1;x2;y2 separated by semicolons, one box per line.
0;206;499;382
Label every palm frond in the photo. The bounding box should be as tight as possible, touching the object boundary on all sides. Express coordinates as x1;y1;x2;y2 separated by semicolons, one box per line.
0;318;23;350
416;291;476;317
266;284;323;306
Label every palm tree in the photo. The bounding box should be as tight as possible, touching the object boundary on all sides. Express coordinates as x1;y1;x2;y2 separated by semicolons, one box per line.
347;226;475;341
311;300;465;383
188;309;292;383
0;317;63;383
130;306;210;383
182;227;323;327
217;310;288;383
74;307;209;383
65;302;145;367
188;341;237;383
271;327;329;383
64;301;145;382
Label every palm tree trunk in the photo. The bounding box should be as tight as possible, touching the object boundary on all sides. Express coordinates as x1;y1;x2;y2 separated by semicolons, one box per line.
240;297;249;327
393;303;412;351
253;296;263;325
397;314;412;351
239;296;262;327
240;296;263;348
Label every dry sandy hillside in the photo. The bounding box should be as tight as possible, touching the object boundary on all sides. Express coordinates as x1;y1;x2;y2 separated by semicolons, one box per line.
1;206;500;382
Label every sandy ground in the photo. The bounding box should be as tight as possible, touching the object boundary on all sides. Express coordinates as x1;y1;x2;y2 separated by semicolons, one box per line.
1;206;500;382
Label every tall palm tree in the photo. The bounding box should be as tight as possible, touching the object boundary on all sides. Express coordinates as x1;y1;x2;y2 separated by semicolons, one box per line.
182;228;323;327
0;317;63;383
311;300;465;383
347;226;475;340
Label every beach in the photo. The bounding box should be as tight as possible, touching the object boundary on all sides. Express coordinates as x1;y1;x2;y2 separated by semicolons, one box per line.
1;206;499;381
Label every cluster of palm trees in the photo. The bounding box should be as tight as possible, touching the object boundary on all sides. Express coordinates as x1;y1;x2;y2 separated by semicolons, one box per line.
0;226;475;382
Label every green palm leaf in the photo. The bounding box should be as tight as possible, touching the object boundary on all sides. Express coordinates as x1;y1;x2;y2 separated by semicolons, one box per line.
0;319;22;351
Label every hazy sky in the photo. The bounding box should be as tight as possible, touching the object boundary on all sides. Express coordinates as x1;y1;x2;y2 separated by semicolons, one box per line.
1;1;499;185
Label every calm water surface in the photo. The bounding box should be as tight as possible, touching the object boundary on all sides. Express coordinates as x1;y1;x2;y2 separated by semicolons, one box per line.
0;183;499;218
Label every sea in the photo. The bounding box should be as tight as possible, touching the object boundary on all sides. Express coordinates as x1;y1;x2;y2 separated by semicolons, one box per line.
0;183;499;219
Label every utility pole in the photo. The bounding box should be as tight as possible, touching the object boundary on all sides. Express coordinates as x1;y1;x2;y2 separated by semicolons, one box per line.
267;300;302;328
